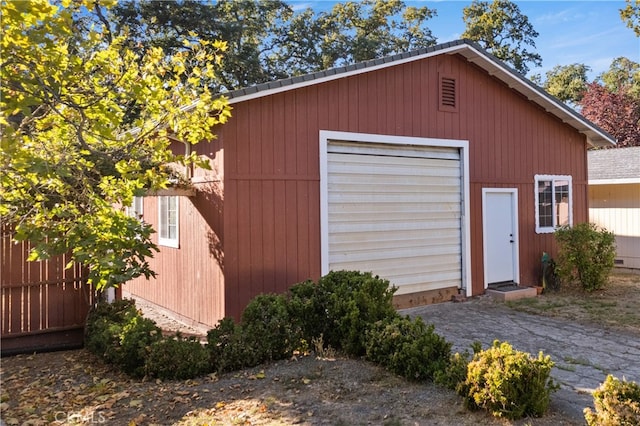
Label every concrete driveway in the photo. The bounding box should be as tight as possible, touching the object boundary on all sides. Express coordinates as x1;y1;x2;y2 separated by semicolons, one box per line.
404;297;640;418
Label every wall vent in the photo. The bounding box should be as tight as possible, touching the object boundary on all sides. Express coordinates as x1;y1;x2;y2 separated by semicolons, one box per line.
439;74;458;112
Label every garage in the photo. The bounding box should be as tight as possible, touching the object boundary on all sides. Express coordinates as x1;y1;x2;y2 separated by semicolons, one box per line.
320;131;471;297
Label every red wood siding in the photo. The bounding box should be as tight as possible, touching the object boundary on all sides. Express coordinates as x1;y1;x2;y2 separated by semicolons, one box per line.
123;183;226;328
127;52;591;324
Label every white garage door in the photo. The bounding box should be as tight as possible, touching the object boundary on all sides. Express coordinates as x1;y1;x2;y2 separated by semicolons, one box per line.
327;141;462;295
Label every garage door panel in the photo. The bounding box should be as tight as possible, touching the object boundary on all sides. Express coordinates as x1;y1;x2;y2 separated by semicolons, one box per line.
329;218;461;233
327;144;463;293
330;228;460;244
329;244;461;264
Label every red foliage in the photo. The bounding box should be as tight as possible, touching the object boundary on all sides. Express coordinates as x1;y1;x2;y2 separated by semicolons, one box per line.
579;82;640;148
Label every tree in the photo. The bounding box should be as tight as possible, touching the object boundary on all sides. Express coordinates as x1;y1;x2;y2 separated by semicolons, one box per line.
113;0;293;92
620;0;640;36
580;82;640;148
536;64;591;104
110;0;437;90
0;0;232;291
461;0;542;75
599;57;640;99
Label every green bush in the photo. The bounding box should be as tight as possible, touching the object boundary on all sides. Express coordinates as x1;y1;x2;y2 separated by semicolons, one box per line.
365;316;451;381
288;270;399;356
85;299;139;359
85;299;162;377
458;340;558;420
584;375;640;426
117;315;162;377
241;293;301;362
207;317;251;373
287;279;327;348
145;335;210;380
435;342;482;390
555;223;616;291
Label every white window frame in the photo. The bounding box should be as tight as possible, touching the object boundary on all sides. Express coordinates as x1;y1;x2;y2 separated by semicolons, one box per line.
534;174;573;234
158;196;179;248
126;196;144;220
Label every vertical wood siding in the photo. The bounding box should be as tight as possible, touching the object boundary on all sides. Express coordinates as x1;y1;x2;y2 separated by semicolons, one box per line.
124;142;226;327
127;52;591;323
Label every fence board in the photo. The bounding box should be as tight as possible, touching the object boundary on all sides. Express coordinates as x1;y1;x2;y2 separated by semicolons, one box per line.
1;225;93;355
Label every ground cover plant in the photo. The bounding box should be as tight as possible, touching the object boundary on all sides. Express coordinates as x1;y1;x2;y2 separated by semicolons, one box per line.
506;272;640;335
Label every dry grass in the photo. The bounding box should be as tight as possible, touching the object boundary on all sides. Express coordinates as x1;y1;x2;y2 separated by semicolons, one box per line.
506;272;640;335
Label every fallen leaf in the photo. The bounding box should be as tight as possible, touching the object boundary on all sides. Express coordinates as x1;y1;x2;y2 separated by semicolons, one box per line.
129;399;143;408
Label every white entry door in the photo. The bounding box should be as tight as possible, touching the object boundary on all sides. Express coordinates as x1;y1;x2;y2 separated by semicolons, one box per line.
482;189;519;285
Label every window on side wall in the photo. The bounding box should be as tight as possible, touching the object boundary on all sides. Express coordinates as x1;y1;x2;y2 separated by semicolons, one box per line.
158;196;179;248
126;196;144;220
535;175;572;234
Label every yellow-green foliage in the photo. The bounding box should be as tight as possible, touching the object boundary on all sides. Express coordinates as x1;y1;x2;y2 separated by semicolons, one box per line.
585;375;640;426
555;223;616;291
458;340;558;420
1;0;231;291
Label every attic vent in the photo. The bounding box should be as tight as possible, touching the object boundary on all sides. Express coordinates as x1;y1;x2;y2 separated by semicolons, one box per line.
439;75;458;112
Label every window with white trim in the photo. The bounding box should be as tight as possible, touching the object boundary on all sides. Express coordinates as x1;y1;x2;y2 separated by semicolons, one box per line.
126;196;144;220
535;175;572;233
158;196;179;248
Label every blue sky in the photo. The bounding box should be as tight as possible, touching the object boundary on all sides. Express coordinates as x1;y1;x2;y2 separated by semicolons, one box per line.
291;1;640;80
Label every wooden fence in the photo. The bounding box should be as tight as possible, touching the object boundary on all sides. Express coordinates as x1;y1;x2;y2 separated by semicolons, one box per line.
1;225;94;356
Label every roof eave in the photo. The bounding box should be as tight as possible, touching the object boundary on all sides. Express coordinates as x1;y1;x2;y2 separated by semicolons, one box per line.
185;39;616;148
455;42;616;148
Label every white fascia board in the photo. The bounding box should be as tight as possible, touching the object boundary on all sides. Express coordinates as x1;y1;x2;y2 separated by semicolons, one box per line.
457;45;616;148
227;44;470;105
589;178;640;185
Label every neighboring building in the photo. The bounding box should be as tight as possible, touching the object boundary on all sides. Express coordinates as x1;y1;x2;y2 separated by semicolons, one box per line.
123;39;615;329
588;147;640;270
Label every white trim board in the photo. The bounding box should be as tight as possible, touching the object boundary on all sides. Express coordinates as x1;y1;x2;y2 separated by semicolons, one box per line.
481;188;520;288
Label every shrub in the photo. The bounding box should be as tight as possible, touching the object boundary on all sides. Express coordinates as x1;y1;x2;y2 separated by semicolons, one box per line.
288;270;399;356
555;223;616;291
85;299;162;377
241;293;301;362
117;315;162;377
145;335;210;380
584;375;640;426
365;316;451;381
435;342;482;390
207;317;251;373
287;279;327;347
458;340;558;420
85;299;139;359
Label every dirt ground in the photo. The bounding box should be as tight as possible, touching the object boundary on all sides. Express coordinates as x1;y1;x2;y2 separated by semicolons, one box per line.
1;349;581;426
2;272;637;425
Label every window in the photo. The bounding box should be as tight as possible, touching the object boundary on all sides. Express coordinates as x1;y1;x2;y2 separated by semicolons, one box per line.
126;196;144;219
158;196;179;248
535;175;572;233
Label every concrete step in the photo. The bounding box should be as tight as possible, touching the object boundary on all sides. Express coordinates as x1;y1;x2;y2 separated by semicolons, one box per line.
485;286;538;301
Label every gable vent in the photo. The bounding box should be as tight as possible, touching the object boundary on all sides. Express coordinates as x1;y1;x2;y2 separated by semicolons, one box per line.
439;75;458;112
441;77;456;107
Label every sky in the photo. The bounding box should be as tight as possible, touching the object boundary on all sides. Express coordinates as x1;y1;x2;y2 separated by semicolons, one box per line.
291;1;640;80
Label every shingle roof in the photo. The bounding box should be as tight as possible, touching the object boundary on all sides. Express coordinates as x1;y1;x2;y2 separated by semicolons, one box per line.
200;39;615;148
588;146;640;183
